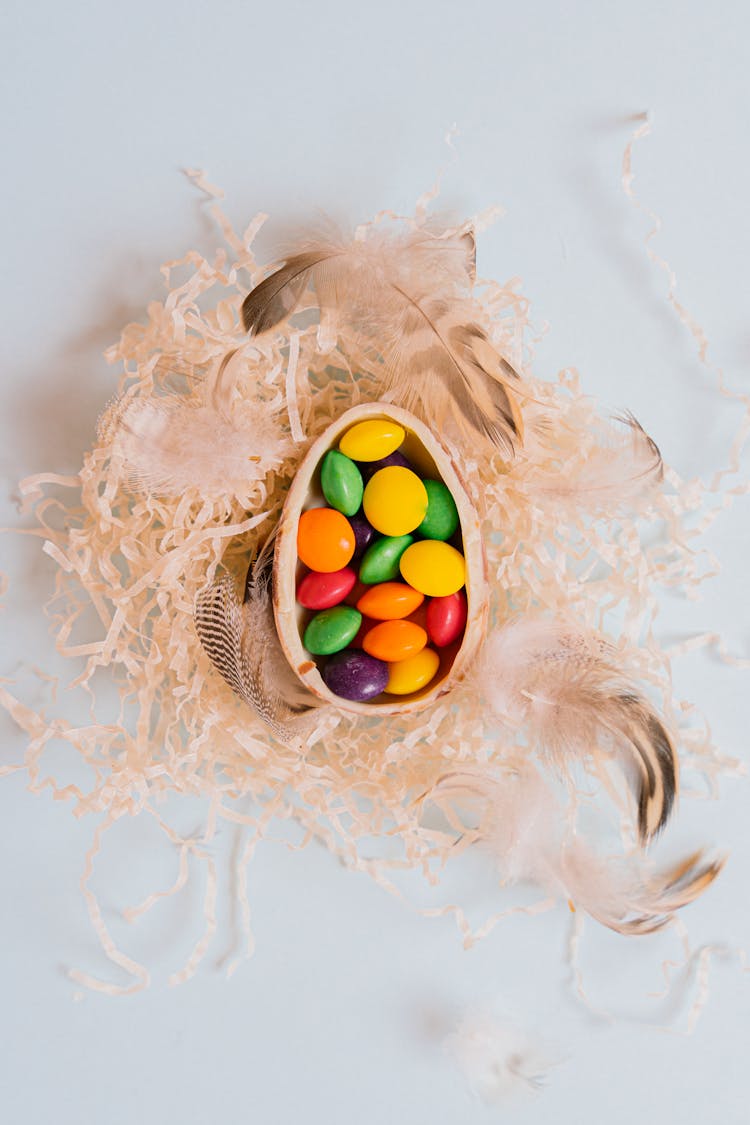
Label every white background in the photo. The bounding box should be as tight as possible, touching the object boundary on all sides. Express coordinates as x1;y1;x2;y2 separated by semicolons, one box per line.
2;1;750;1121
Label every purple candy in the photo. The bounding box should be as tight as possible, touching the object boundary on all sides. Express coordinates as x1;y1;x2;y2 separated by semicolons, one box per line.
322;649;389;702
349;512;377;559
358;451;414;483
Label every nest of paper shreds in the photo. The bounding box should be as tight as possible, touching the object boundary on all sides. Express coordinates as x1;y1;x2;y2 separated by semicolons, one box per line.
2;149;745;1004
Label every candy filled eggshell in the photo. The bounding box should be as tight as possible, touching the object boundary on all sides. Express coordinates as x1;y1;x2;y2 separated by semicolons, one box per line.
272;402;488;715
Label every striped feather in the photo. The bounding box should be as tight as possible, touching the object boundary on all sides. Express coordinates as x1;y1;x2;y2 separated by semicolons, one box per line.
194;540;318;742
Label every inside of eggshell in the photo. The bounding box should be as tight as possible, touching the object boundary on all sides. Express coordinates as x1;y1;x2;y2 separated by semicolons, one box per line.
293;416;468;707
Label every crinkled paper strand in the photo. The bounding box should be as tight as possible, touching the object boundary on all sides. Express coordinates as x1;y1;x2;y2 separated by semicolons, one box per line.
1;125;748;1017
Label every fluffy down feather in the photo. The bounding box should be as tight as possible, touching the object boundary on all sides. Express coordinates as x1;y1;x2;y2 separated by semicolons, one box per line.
101;353;291;498
241;227;523;454
478;618;678;842
446;1012;560;1103
518;411;663;511
422;766;724;935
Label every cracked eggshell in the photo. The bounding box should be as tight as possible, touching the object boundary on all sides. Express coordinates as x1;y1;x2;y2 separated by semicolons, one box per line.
273;403;488;716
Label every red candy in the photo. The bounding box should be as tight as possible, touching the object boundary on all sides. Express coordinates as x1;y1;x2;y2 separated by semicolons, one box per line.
297;567;357;610
425;590;467;648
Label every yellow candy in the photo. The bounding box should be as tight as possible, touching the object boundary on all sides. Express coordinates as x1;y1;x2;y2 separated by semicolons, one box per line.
385;648;440;695
399;541;465;596
339;420;405;462
363;466;428;536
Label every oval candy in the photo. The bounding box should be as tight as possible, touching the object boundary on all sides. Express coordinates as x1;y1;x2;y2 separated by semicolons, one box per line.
359;534;414;584
322;650;389;702
426;590;468;647
363;620;427;663
297;567;356;611
399;541;466;597
349;512;377;560
363;466;428;537
339;419;405;462
356;582;424;621
358;450;414;483
385;648;440;695
297;508;355;573
417;479;459;541
303;606;362;655
320;450;363;517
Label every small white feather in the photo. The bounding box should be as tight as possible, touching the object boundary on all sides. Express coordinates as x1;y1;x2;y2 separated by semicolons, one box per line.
446;1011;559;1104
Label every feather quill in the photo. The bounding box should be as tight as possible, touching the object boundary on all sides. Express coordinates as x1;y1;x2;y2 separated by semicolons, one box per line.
101;353;292;498
194;536;319;742
478;619;678;842
241;228;523;453
423;766;724;935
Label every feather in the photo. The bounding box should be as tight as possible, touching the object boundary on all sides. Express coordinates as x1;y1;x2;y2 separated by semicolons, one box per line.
241;249;335;335
446;1012;560;1103
423;766;725;935
519;411;663;510
478;618;678;841
101;352;292;498
241;228;523;453
194;536;319;742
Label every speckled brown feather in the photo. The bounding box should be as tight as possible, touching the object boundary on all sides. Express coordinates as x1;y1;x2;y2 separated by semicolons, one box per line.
241;230;522;454
194;540;318;742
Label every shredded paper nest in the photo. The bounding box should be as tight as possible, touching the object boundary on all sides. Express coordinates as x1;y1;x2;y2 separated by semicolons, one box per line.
2;137;748;1006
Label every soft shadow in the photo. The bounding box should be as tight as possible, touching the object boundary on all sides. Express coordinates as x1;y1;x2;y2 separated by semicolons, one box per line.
11;269;154;480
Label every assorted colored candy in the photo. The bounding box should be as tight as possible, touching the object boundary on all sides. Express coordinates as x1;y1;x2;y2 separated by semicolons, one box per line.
297;508;355;572
348;513;377;559
320;450;363;517
295;418;469;703
363;466;428;536
385;648;441;695
358;450;414;483
399;541;465;597
303;606;362;655
417;480;459;540
339;419;405;461
362;620;427;663
358;534;414;584
426;591;467;648
356;582;423;620
322;649;389;702
297;567;357;611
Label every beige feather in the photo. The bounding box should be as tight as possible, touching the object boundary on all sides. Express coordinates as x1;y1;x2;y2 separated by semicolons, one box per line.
422;766;724;935
478;619;678;842
519;411;663;510
241;227;523;453
101;353;292;498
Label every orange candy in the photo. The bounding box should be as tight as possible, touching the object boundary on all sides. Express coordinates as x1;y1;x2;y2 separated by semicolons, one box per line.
297;508;356;573
362;619;427;663
356;582;424;621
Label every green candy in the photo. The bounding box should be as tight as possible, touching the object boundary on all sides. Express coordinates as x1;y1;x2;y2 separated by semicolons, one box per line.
359;534;414;584
320;450;363;517
303;606;362;655
417;479;459;540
